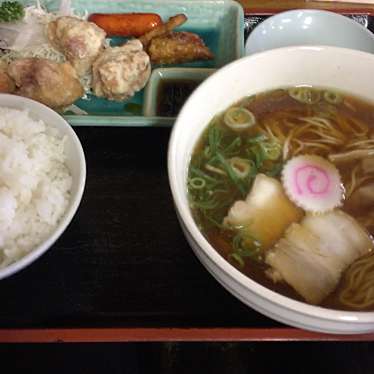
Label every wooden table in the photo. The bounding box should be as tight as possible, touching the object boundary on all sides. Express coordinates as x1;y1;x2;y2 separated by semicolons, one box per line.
238;0;374;13
1;127;373;343
2;1;374;344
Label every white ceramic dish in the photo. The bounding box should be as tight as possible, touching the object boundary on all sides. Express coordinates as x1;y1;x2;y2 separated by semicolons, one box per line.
168;46;374;334
0;94;86;280
245;9;374;55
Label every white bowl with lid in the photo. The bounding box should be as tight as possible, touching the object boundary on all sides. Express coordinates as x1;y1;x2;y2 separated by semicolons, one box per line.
245;10;374;55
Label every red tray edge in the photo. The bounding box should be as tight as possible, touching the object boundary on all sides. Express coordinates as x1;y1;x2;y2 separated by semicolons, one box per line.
0;328;373;343
244;8;374;16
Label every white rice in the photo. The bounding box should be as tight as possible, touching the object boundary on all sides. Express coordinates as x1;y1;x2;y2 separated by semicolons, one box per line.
0;107;72;268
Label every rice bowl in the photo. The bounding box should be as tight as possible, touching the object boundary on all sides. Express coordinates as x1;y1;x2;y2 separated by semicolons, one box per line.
0;94;85;279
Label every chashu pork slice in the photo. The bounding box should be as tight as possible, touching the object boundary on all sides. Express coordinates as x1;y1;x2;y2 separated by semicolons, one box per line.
266;210;373;304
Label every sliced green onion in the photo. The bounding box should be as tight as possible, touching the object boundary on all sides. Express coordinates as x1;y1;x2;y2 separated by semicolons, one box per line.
324;90;342;105
189;177;206;190
261;141;281;160
289;87;320;104
224;136;242;155
216;152;246;196
238;95;256;108
208;125;222;154
203;146;211;158
247;134;267;144
229;253;245;268
190;166;218;184
228;157;253;179
268;88;287;101
266;162;283;177
223;107;256;131
249;144;265;169
205;163;226;176
192;197;219;210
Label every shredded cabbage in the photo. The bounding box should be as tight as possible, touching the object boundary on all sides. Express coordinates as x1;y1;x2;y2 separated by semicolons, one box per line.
58;0;72;16
0;0;87;51
0;3;54;51
65;104;88;115
0;0;96;111
0;0;92;95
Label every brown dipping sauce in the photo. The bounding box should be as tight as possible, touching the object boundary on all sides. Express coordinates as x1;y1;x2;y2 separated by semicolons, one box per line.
156;79;201;117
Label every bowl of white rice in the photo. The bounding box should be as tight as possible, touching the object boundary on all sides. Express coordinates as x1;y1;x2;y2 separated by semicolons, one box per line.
0;94;86;280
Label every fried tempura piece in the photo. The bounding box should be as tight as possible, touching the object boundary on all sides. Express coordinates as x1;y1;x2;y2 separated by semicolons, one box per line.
139;13;187;48
147;31;214;64
47;16;106;76
8;58;84;108
92;39;151;101
138;13;213;64
0;61;15;93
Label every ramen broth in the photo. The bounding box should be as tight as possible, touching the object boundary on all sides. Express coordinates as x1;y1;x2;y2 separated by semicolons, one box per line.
188;87;374;311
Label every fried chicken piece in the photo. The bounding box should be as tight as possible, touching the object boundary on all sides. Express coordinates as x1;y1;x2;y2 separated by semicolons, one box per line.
0;61;15;93
147;31;214;64
47;16;106;76
139;14;187;48
8;58;84;109
92;39;151;101
138;13;213;64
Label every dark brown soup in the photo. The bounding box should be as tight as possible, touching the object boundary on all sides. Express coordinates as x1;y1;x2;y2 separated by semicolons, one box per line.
188;87;374;311
156;79;201;117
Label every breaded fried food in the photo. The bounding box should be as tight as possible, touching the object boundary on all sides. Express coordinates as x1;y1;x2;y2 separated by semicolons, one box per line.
139;13;213;64
8;58;84;108
139;13;187;48
147;31;214;64
0;61;15;93
92;39;151;101
47;16;106;76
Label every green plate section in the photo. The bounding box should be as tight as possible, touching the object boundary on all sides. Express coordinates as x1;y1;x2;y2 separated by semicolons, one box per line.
19;0;245;126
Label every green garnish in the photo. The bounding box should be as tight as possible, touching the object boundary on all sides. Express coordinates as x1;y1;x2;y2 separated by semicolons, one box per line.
0;1;24;22
228;252;245;268
189;177;206;190
228;157;253;179
188;121;283;233
289;87;320;105
266;162;283;177
323;90;342;105
228;230;262;268
223;107;256;131
260;141;282;161
216;152;247;196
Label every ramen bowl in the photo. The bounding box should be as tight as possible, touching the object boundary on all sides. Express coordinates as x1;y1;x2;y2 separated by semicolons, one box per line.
168;46;374;334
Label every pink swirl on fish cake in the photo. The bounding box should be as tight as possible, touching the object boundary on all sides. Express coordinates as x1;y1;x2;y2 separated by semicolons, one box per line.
282;155;343;213
295;165;330;196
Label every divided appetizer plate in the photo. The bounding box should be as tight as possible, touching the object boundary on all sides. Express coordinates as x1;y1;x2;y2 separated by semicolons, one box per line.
25;0;244;127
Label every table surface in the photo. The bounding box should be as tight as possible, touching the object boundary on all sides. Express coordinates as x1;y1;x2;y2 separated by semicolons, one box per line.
2;1;374;343
0;127;280;328
1;126;373;342
239;0;374;12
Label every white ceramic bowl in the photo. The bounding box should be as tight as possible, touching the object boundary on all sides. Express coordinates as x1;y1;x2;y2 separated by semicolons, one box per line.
245;9;374;55
0;94;86;280
168;46;374;334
